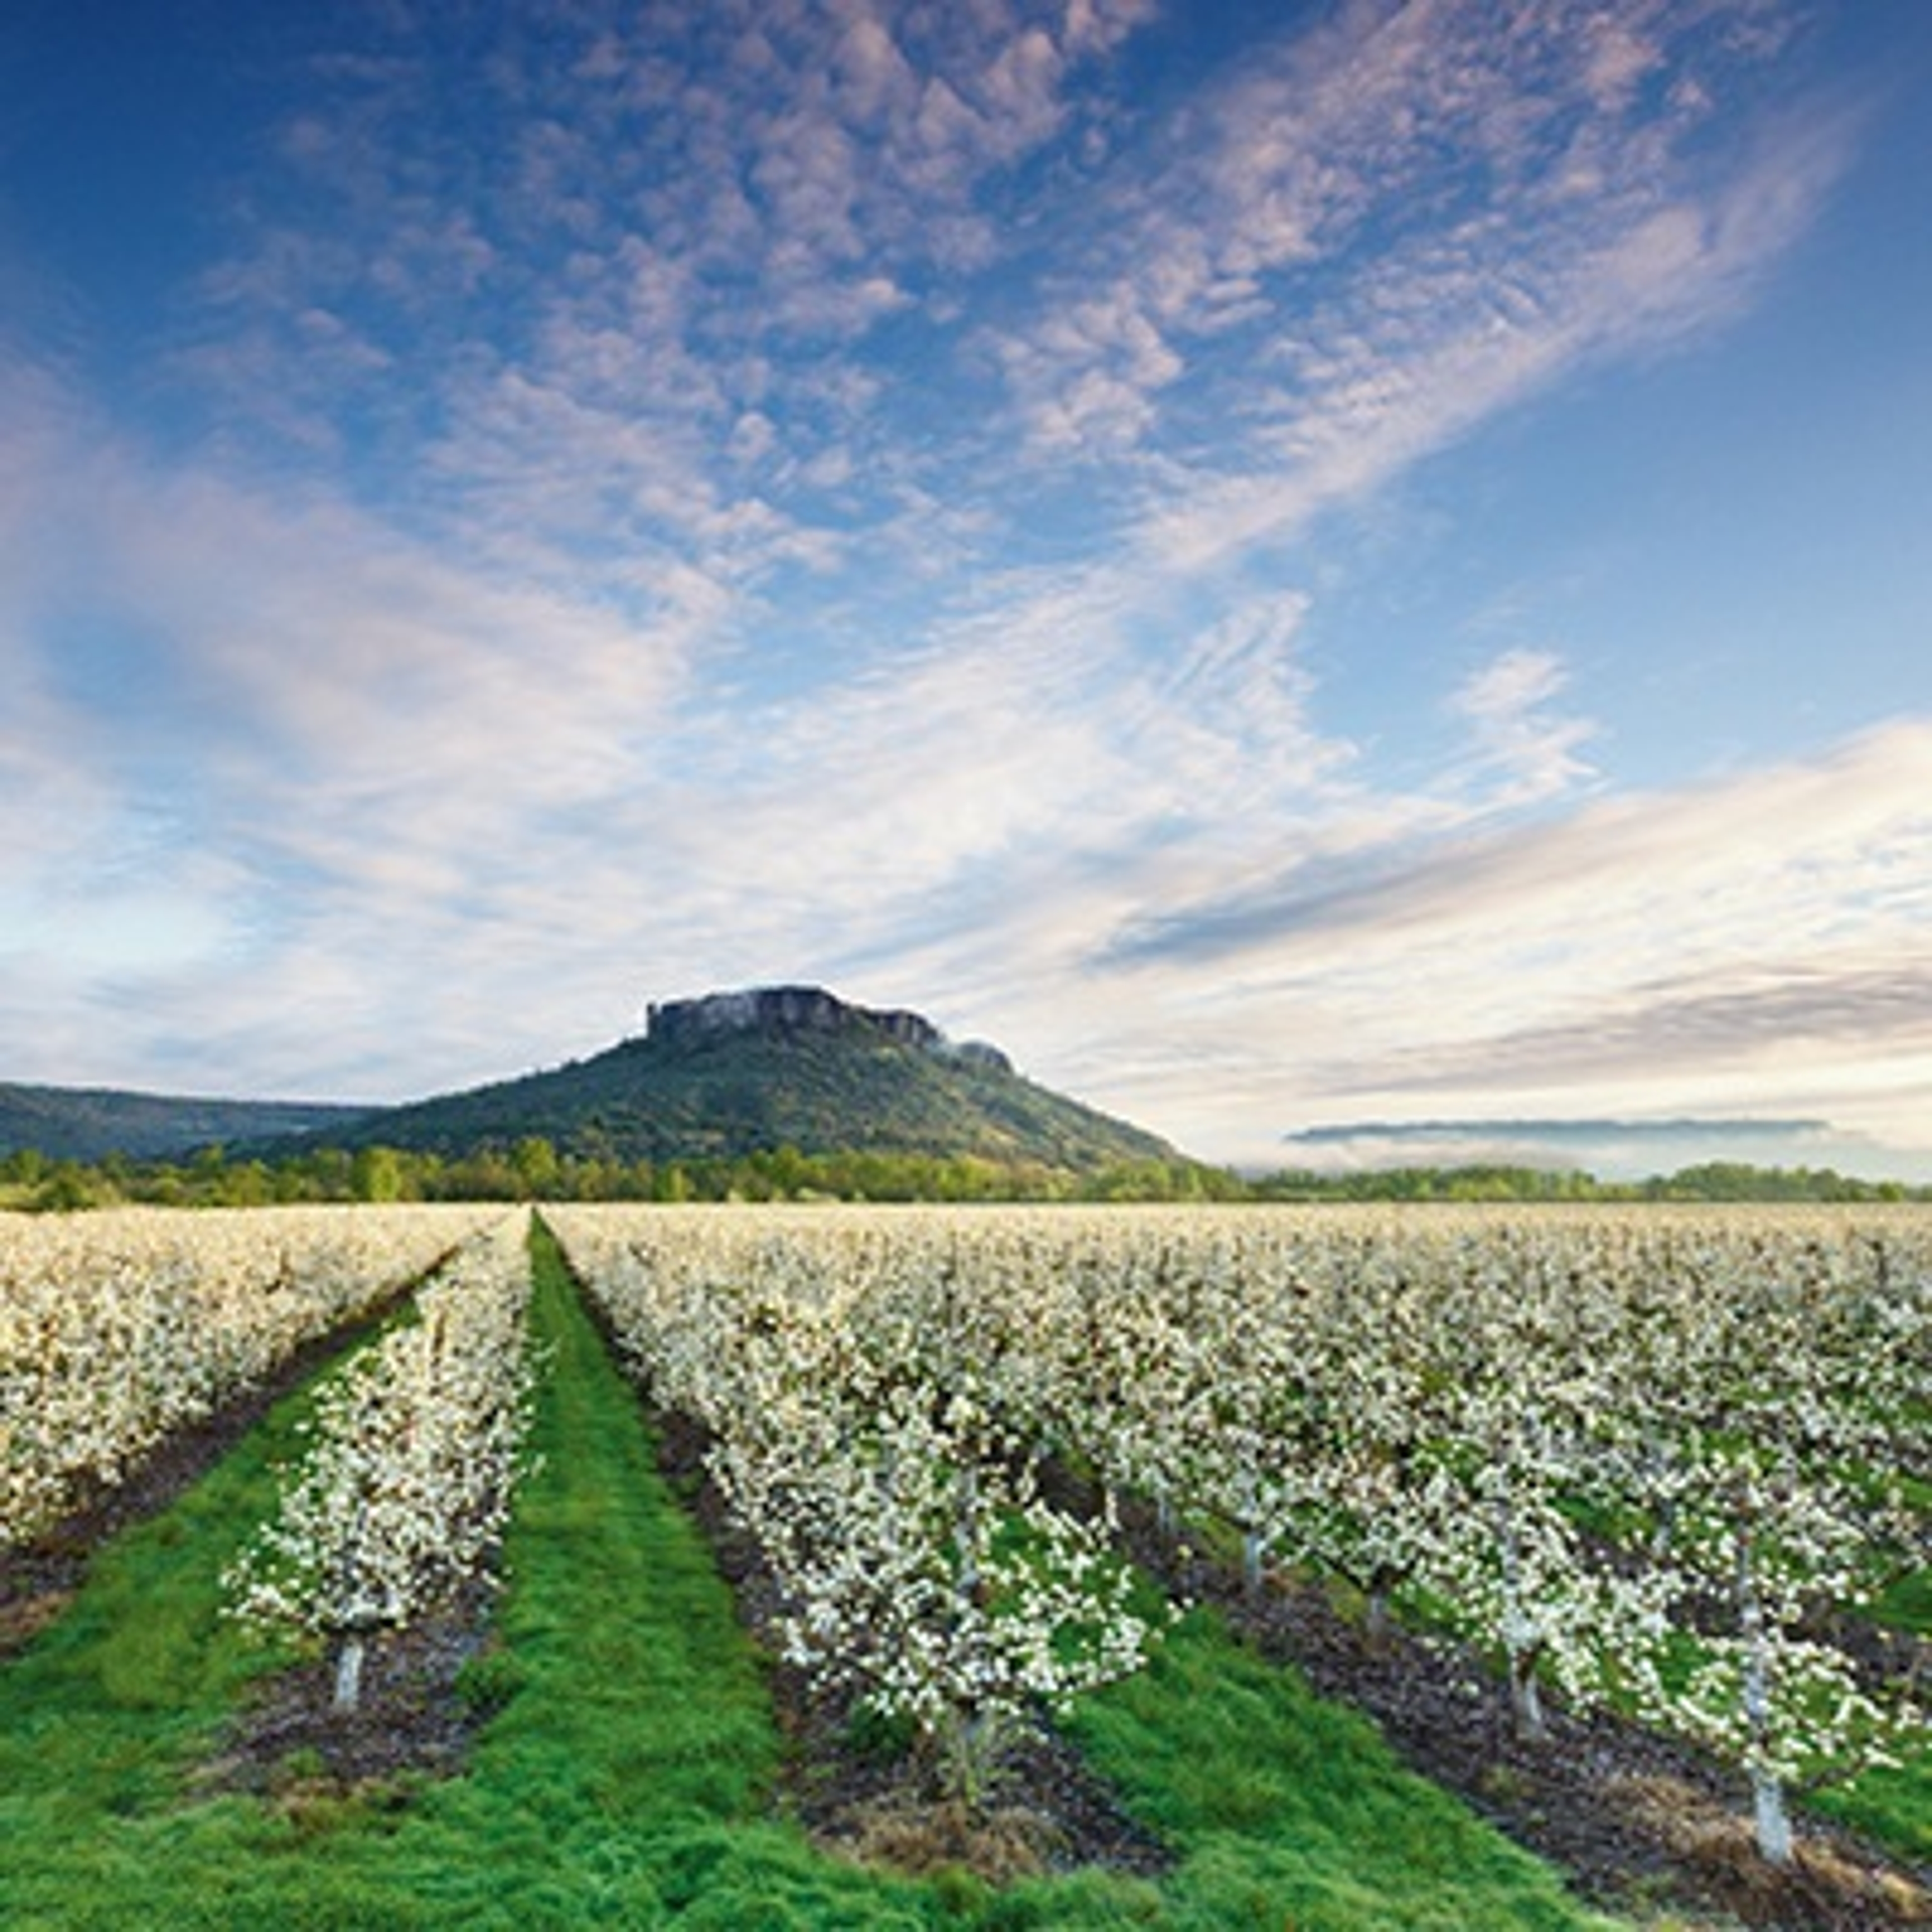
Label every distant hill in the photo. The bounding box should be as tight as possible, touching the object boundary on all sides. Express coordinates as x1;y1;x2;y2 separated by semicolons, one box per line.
1276;1115;1917;1184
312;986;1178;1171
3;988;1181;1177
0;1082;372;1164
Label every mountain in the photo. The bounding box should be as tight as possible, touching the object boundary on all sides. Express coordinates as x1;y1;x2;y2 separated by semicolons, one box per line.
313;986;1179;1172
4;988;1180;1175
0;1083;372;1164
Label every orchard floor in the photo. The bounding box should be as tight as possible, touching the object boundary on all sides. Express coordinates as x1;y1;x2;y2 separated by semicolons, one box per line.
644;1375;1932;1931
3;1221;1925;1930
1117;1514;1931;1931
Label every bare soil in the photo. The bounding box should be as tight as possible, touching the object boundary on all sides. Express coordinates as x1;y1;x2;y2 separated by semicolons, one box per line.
192;1585;504;1805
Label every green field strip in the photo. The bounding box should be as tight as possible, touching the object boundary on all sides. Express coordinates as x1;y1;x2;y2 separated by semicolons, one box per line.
1054;1613;1624;1931
0;1298;375;1901
0;1222;1635;1928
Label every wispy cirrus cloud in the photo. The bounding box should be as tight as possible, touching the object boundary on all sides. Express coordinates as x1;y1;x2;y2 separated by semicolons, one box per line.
1097;715;1930;975
1445;648;1598;803
983;0;1856;575
1361;958;1932;1095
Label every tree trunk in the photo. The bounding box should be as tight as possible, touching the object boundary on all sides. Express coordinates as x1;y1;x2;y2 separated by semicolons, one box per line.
1508;1647;1547;1743
1365;1587;1393;1651
1363;1563;1399;1652
333;1633;366;1712
955;1463;981;1599
1494;1486;1546;1741
1752;1764;1794;1866
1237;1470;1266;1595
1243;1527;1266;1595
1736;1526;1794;1865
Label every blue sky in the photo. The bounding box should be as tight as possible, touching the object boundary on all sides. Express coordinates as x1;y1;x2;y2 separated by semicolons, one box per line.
4;0;1931;1177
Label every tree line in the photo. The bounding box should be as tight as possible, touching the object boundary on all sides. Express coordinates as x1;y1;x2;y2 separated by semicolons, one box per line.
2;1138;1924;1212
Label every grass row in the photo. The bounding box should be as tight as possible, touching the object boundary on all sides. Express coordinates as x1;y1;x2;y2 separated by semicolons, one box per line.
1;1222;1629;1926
1814;1567;1932;1862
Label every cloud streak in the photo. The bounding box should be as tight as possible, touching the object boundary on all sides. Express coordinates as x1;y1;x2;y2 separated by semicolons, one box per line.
1032;719;1932;1163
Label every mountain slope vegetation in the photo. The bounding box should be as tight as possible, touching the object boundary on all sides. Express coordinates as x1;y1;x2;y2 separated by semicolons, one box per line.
321;989;1175;1171
0;1082;370;1164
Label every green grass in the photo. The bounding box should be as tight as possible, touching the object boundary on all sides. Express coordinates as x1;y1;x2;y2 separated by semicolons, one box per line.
1823;1757;1932;1866
1055;1613;1624;1930
1;1223;1631;1927
1807;1564;1932;1863
0;1325;328;1836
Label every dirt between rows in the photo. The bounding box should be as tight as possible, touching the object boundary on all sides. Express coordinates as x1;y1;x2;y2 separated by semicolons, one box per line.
660;1397;1932;1928
1089;1478;1931;1932
11;1310;1929;1927
194;1586;500;1805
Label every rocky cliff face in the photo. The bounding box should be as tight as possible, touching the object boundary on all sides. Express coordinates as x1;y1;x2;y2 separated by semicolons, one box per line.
645;986;1012;1073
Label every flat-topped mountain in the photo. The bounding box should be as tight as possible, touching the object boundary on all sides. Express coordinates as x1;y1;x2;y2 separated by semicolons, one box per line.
2;987;1182;1175
317;985;1171;1172
644;986;1014;1070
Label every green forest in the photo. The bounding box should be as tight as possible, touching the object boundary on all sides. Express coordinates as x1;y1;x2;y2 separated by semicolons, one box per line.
4;1138;1923;1213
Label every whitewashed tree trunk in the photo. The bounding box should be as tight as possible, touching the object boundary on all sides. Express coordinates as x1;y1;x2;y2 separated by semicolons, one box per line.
1237;1469;1267;1594
1364;1569;1395;1651
955;1461;981;1600
333;1633;366;1713
1752;1764;1795;1867
1495;1488;1548;1742
1508;1646;1547;1743
1737;1527;1795;1865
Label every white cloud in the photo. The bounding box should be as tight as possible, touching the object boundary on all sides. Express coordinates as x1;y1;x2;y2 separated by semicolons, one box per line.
1003;719;1932;1164
974;0;1853;577
1445;648;1598;803
0;346;711;1085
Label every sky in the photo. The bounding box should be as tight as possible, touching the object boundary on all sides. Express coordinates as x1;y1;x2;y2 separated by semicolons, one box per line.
4;0;1931;1179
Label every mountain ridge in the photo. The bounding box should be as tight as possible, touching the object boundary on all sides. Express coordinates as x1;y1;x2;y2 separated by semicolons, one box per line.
0;1082;373;1164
